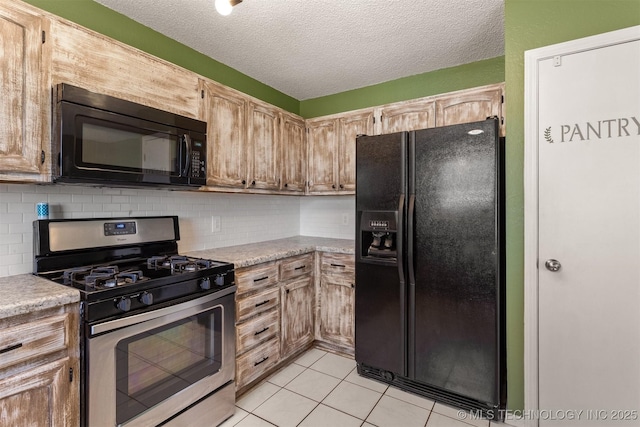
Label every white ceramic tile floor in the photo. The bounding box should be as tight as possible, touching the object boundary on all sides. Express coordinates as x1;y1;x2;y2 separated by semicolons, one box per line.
221;348;517;427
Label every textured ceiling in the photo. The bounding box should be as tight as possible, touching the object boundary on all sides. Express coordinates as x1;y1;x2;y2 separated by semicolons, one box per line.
95;0;504;100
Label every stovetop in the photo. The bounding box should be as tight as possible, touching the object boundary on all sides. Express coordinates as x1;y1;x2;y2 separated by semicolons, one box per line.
44;255;230;292
33;216;236;322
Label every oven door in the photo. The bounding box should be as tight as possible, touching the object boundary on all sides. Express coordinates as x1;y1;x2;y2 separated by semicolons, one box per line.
87;289;235;427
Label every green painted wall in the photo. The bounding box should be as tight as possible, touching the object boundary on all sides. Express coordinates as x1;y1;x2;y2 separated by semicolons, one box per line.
23;0;300;113
504;0;640;411
300;57;505;118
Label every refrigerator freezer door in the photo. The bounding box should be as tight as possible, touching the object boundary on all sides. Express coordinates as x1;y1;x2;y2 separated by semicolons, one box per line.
409;119;502;405
355;132;408;376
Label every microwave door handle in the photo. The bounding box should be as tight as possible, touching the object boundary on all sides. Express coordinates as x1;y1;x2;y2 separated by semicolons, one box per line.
182;134;191;177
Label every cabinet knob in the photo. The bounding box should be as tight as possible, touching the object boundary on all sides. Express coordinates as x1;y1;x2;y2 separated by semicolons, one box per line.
284;183;288;188
251;180;256;186
242;179;246;185
332;184;336;189
339;184;344;189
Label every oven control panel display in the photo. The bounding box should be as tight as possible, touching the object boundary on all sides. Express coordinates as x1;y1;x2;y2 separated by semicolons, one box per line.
104;221;137;236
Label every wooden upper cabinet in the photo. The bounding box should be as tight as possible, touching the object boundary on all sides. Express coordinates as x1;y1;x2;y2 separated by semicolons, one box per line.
435;84;503;133
281;113;306;193
377;99;436;134
0;1;51;182
307;109;374;194
306;118;338;193
51;20;199;119
200;80;248;188
338;110;374;192
247;101;280;190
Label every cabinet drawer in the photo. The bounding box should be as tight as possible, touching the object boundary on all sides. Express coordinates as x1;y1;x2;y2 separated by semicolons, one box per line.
320;253;355;276
0;313;69;371
236;287;280;322
280;253;313;281
236;262;279;294
236;337;279;389
236;309;279;355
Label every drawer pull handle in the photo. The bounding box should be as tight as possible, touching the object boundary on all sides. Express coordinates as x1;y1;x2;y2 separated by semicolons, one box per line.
254;356;269;366
254;276;269;283
330;263;346;268
254;327;270;336
255;300;270;307
0;343;23;355
294;265;306;270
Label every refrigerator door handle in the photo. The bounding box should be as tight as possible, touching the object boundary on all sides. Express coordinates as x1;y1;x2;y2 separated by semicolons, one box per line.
397;194;405;284
407;194;416;286
407;193;416;377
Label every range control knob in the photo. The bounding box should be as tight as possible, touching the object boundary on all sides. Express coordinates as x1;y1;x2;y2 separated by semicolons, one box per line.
139;292;153;306
214;274;225;287
200;277;211;290
116;297;131;312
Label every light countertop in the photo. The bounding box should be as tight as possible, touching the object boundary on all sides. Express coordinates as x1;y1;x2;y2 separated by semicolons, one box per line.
0;236;354;319
185;236;354;268
0;274;80;319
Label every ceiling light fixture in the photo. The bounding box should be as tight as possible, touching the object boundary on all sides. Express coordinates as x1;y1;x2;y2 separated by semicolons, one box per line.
215;0;243;16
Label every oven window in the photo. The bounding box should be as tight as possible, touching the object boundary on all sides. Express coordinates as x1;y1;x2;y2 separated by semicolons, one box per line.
115;307;222;425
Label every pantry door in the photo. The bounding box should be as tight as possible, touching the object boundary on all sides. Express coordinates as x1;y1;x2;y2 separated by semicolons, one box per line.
525;27;640;426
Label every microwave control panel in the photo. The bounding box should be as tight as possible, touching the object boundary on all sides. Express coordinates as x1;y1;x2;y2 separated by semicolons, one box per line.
190;139;206;178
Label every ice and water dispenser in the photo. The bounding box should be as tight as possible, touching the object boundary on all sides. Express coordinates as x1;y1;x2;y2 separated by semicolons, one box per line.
358;211;398;263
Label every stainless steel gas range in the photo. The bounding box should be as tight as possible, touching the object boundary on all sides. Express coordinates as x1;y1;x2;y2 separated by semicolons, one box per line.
33;216;236;427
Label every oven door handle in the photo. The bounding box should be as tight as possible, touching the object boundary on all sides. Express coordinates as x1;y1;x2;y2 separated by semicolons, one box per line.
90;286;236;336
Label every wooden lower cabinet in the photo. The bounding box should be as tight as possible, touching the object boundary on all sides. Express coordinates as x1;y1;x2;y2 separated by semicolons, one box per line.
234;262;281;391
0;303;79;427
234;251;359;393
318;274;355;350
316;253;356;354
0;358;73;426
280;276;314;359
235;337;280;390
234;253;316;393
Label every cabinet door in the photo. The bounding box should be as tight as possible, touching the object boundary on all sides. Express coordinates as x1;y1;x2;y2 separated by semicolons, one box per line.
319;274;355;350
378;99;436;134
281;276;314;358
281;113;306;193
247;101;280;190
306;119;338;193
435;85;503;131
338;110;374;192
201;80;247;188
0;358;76;427
0;3;50;181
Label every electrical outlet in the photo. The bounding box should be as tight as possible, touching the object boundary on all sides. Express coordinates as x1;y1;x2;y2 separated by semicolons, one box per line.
342;213;349;225
211;216;221;232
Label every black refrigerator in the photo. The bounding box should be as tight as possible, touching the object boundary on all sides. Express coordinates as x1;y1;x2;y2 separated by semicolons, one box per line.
355;118;506;417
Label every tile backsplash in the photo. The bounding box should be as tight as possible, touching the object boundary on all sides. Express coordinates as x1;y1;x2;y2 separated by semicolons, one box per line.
300;196;355;239
0;184;355;277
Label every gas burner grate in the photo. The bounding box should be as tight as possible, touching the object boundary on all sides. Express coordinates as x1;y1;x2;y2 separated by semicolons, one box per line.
146;255;206;273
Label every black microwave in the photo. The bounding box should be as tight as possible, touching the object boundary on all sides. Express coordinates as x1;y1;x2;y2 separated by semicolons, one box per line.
53;84;207;188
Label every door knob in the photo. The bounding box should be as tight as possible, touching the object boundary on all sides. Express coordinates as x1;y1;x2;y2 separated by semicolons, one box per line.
545;259;562;272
